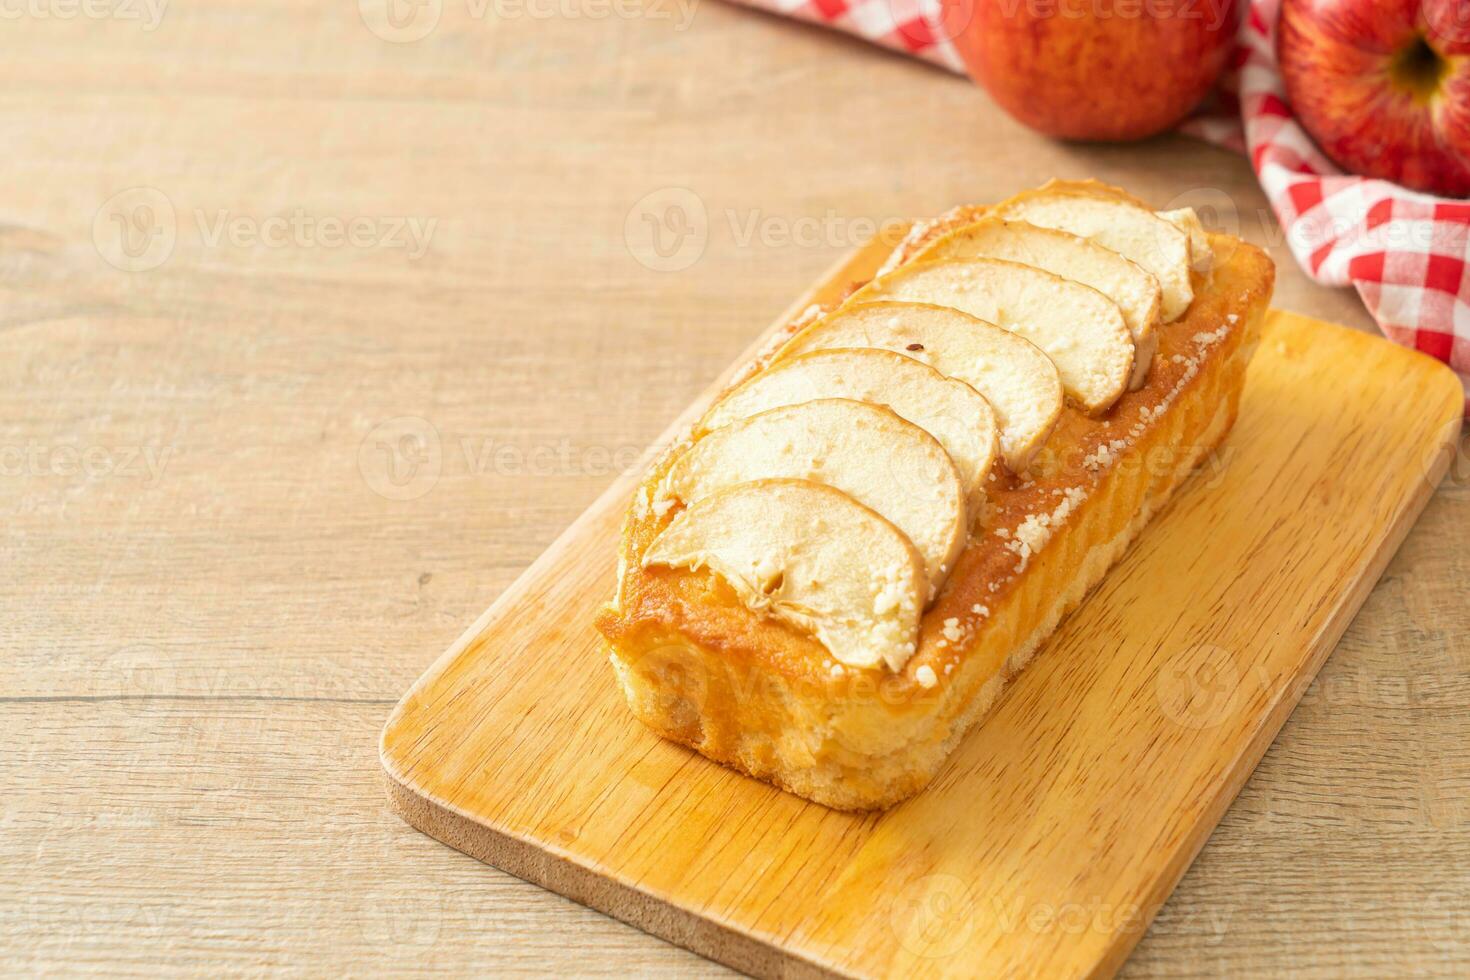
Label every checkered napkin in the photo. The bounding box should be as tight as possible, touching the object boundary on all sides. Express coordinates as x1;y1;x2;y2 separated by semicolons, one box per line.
732;0;1470;414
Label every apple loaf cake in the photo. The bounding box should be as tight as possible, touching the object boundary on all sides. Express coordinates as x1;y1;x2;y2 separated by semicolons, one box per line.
596;179;1275;810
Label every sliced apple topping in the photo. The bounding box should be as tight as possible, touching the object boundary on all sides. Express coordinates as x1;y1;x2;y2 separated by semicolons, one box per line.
991;182;1195;322
909;217;1162;389
1156;207;1214;275
699;347;999;508
1011;179;1213;277
643;479;927;671
850;258;1134;415
777;301;1062;473
662;398;965;595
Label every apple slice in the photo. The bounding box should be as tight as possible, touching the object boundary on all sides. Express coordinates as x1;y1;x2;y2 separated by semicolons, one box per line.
849;258;1134;415
699;348;999;506
1017;179;1214;275
991;182;1195;321
909;218;1161;389
663;398;965;595
1156;207;1214;274
776;301;1062;473
644;479;926;671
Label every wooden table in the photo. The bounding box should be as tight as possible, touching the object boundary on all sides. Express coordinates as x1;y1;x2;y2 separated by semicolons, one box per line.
3;3;1466;976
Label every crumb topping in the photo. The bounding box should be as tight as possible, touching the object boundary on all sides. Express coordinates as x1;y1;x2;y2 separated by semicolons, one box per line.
1005;485;1086;573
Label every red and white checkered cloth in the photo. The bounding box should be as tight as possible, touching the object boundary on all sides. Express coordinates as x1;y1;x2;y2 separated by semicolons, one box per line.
733;0;1470;414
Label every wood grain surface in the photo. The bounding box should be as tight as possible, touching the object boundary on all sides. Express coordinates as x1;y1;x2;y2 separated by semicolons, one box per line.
2;2;1468;977
381;233;1463;978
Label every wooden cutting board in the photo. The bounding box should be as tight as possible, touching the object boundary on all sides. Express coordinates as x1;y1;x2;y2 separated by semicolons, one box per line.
380;236;1464;979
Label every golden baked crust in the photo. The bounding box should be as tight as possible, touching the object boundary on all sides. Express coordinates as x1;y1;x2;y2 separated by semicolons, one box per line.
596;228;1274;811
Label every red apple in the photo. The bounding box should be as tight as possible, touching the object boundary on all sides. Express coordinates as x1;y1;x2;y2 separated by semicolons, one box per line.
1279;0;1470;197
951;0;1242;141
